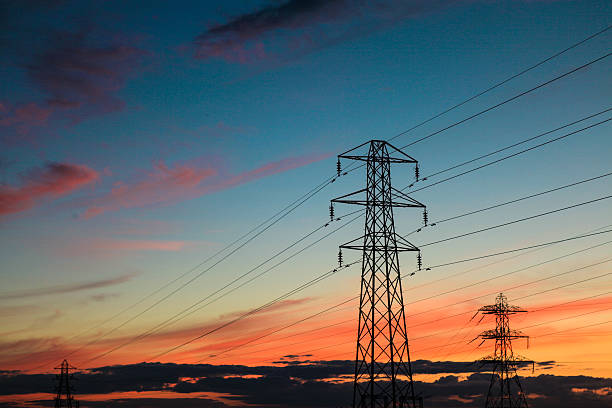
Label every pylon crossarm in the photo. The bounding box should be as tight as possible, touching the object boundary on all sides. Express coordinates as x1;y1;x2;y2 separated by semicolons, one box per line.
338;140;419;163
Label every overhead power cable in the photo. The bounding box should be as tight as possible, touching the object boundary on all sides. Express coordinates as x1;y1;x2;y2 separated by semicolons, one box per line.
297;288;612;362
80;212;364;364
419;194;612;248
386;25;611;143
152;228;612;364
30;26;609;372
419;228;612;271
404;116;611;194
398;52;611;149
200;235;611;361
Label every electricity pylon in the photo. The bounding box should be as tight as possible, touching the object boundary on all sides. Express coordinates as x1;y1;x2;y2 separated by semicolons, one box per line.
332;140;426;408
54;359;80;408
475;293;533;408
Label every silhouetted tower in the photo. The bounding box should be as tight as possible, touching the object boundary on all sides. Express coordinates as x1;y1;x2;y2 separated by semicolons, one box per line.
54;360;79;408
332;140;426;408
476;293;533;408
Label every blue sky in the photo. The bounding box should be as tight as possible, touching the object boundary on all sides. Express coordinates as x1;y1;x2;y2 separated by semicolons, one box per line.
0;2;611;406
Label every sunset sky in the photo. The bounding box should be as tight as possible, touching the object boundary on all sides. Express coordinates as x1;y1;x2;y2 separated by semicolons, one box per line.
1;1;611;407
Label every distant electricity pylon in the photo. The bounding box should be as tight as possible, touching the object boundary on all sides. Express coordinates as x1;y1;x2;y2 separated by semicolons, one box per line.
475;293;533;408
54;359;80;408
332;140;426;408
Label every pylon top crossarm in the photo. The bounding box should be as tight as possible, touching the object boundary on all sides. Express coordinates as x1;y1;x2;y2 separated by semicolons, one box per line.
338;140;418;163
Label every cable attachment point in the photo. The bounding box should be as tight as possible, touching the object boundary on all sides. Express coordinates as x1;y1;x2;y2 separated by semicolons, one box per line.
417;252;422;271
338;248;343;267
329;203;335;221
423;208;428;226
337;158;341;177
415;163;419;181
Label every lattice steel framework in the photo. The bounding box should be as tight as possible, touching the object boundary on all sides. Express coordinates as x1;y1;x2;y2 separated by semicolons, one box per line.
476;293;533;408
332;140;425;408
54;359;79;408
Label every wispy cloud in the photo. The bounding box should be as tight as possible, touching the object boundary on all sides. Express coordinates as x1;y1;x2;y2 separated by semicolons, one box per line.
25;29;146;117
0;162;99;216
193;0;459;63
1;28;146;142
63;238;202;256
81;153;329;219
0;272;137;300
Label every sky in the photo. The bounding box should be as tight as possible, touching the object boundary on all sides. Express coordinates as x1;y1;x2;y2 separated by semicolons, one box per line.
0;0;611;407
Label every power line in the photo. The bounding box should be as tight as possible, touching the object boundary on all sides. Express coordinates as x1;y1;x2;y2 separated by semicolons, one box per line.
398;52;611;149
112;261;364;364
57;109;610;369
432;171;612;225
308;292;612;362
419;194;612;248
386;26;611;143
422;110;611;180
408;241;612;306
420;228;612;271
201;235;611;362
79;212;364;364
174;230;612;363
404;117;611;194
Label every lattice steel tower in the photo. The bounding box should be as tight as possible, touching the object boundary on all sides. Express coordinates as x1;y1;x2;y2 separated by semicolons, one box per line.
476;293;533;408
332;140;426;408
54;359;80;408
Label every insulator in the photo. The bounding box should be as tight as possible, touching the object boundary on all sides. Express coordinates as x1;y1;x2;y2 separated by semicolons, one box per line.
337;158;341;177
415;163;419;181
338;248;343;267
329;203;335;221
423;209;428;226
417;252;422;270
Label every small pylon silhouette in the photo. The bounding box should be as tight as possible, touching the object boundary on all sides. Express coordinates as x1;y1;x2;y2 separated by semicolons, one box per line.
54;359;80;408
475;293;533;408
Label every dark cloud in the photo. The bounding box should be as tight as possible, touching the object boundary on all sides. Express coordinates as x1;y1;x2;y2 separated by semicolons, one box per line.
25;28;146;117
2;361;611;407
193;0;462;63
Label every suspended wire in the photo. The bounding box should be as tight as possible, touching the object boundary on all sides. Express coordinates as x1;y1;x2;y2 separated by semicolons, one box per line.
398;52;611;150
81;216;611;367
146;228;612;364
423;109;611;181
141;261;363;363
407;263;612;321
419;194;612;248
201;235;611;361
404;116;612;194
79;214;363;366
419;228;612;271
81;212;364;364
407;241;612;307
531;320;612;338
24;26;609;373
386;25;611;143
297;287;612;362
433;172;611;225
55;78;611;369
28;175;339;372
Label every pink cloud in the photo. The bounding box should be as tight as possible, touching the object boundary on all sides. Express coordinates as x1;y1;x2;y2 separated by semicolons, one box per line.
66;238;196;255
0;162;99;216
82;153;329;219
0;102;55;142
